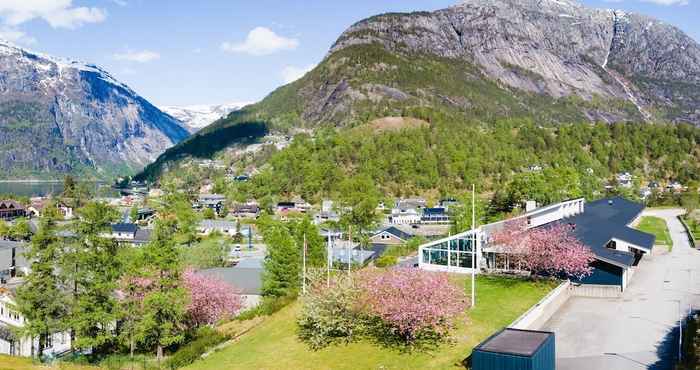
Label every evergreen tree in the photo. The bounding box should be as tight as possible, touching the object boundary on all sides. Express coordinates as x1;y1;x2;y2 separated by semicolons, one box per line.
261;221;300;297
138;216;187;363
65;202;121;354
15;212;68;358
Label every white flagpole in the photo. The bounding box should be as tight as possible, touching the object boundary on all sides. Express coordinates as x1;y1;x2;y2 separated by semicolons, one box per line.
302;233;307;295
327;230;331;288
347;225;352;275
471;183;476;308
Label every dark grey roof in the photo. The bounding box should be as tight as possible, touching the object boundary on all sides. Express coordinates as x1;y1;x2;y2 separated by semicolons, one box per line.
565;197;654;267
476;328;553;357
133;229;152;243
112;223;138;233
197;266;263;295
423;207;447;215
378;226;413;241
0;240;26;270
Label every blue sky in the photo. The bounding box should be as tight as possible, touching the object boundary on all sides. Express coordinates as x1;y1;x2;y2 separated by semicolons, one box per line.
1;0;697;106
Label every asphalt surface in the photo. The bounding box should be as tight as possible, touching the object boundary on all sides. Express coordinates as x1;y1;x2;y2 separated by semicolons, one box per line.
542;209;700;370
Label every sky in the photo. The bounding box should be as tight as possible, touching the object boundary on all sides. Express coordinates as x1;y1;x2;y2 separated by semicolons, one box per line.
0;0;698;107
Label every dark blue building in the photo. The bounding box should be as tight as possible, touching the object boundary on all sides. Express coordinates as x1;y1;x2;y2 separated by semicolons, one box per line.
472;328;555;370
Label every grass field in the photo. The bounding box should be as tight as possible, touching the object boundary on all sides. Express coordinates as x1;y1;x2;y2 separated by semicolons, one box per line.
0;355;97;370
637;216;673;251
187;275;558;370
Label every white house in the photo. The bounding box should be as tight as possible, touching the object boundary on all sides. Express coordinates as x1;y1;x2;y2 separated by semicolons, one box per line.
617;172;633;188
198;220;238;237
389;207;422;225
0;291;72;357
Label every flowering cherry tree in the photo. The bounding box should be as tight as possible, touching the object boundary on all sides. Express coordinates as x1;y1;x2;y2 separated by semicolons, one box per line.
183;268;244;327
357;267;468;340
490;219;595;279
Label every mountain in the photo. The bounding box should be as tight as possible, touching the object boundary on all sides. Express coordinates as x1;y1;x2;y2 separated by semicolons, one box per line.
0;40;190;180
161;102;251;133
137;0;700;180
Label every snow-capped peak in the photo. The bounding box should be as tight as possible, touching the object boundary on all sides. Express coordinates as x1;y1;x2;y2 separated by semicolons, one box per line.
0;39;135;94
160;102;253;132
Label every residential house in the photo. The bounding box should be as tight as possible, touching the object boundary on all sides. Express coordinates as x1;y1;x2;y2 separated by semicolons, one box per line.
314;201;340;225
198;220;238;237
104;223;152;246
196;194;227;214
276;198;311;214
0;290;72;357
0;201;25;221
421;207;450;224
617;172;633;188
230;202;260;219
389;207;421;225
369;227;413;245
418;197;654;292
27;198;73;220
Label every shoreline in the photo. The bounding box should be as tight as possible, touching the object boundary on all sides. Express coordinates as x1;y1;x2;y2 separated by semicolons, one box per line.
0;180;63;183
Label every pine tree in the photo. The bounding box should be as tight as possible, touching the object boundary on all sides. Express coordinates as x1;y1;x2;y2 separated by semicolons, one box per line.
138;216;187;363
261;221;300;297
15;211;68;358
65;201;122;354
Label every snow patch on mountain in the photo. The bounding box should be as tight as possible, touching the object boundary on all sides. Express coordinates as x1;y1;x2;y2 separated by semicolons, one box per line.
161;102;252;132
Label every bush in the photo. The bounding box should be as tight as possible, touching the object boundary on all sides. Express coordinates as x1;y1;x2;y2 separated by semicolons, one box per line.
165;327;227;369
297;275;364;350
374;255;398;267
235;294;295;321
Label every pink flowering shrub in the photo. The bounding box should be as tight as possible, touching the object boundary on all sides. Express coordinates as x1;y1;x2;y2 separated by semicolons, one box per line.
183;268;244;327
357;267;468;341
490;219;595;279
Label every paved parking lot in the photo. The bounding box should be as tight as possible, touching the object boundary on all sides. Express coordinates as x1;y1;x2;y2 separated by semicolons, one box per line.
542;209;700;370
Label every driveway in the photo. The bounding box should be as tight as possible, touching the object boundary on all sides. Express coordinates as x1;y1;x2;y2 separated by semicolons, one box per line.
542;208;700;370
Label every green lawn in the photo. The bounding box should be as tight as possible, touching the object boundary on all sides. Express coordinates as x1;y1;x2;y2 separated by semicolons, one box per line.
187;275;558;370
637;216;673;251
0;355;98;370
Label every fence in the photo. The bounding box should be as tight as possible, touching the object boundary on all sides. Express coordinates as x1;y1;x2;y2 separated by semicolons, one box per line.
678;215;697;249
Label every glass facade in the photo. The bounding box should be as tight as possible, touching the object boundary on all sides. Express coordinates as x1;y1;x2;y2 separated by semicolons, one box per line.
420;231;480;270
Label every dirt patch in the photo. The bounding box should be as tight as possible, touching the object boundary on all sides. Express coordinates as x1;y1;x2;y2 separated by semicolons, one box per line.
366;116;429;133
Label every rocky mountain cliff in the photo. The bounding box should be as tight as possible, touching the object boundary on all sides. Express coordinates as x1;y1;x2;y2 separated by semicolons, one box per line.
137;0;700;180
0;41;190;179
161;102;251;133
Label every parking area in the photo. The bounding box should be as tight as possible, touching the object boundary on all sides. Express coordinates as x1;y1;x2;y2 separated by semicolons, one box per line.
542;209;700;370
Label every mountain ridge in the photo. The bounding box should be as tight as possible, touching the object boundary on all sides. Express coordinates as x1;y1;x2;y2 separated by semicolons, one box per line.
0;40;190;180
137;0;700;180
161;102;252;133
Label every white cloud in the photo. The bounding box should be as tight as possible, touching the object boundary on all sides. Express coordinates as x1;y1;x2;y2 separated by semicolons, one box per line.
221;27;299;56
0;0;106;29
0;26;36;45
111;0;128;6
113;50;160;63
281;64;316;84
640;0;688;4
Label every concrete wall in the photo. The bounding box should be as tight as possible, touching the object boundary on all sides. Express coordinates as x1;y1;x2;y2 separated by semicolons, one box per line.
509;281;572;330
569;283;622;298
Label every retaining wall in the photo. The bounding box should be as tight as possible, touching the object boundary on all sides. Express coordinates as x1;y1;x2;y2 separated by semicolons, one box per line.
509;280;572;330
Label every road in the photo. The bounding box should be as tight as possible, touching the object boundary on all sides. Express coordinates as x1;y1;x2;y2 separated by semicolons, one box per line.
542;208;700;370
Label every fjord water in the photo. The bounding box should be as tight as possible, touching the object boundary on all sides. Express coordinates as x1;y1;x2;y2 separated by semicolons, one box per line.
0;182;119;198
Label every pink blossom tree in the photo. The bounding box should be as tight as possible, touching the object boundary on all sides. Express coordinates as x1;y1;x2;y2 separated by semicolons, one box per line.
490;219;595;279
182;268;244;327
357;267;468;341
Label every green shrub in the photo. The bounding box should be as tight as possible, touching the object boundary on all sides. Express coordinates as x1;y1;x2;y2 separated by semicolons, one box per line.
235;294;296;321
374;255;398;267
165;327;227;369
